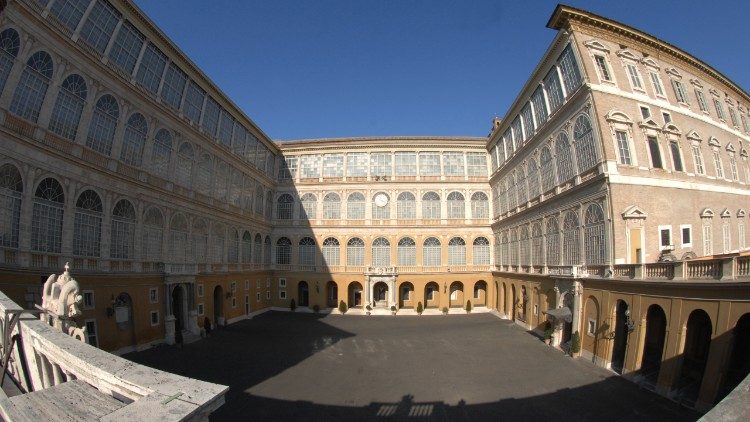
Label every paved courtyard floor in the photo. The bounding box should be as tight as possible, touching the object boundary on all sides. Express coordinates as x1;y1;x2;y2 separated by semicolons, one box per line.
126;312;698;421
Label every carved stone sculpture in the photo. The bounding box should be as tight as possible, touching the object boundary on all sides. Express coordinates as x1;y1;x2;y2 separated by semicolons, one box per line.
40;263;86;341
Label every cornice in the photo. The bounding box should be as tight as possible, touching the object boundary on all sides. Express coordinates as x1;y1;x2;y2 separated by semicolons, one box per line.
276;136;488;152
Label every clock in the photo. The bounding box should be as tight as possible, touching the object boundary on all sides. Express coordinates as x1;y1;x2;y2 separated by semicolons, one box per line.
374;193;389;208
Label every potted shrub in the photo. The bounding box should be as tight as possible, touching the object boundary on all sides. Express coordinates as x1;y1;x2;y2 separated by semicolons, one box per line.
465;300;472;313
416;301;423;315
390;305;397;315
290;299;296;312
571;331;581;356
338;300;347;314
442;306;448;315
312;304;320;313
543;321;554;345
366;304;372;315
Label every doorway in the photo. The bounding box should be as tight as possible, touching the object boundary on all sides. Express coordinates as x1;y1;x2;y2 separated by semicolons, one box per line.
611;300;629;373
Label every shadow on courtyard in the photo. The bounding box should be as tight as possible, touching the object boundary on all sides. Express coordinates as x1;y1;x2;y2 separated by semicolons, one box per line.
126;312;699;421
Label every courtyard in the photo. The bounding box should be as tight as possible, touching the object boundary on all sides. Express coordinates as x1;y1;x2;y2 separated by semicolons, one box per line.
126;312;698;421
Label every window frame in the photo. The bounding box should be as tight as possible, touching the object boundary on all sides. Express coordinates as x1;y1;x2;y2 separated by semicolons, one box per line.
680;224;692;248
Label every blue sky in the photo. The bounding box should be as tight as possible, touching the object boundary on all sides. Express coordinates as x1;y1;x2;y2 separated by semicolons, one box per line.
134;1;750;141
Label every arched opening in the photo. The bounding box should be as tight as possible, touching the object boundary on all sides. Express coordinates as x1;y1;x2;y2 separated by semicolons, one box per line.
676;309;713;405
611;300;630;374
373;281;388;306
641;304;667;382
720;313;750;401
473;280;487;307
501;282;508;316
213;286;224;326
171;284;188;332
326;281;338;308
449;281;464;308
348;282;363;308
113;292;135;348
298;281;309;307
399;282;414;309
424;282;439;308
561;293;573;344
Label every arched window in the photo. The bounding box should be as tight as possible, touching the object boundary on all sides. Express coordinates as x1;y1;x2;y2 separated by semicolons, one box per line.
253;233;262;264
519;226;530;266
506;173;517;210
540;146;556;192
169;214;188;263
192;219;208;263
142;207;164;262
213;160;229;202
347;237;364;266
322;237;340;266
422;191;441;219
574;115;598;172
300;193;317;219
372;237;391;267
472;237;490;266
448;237;466;265
72;190;102;257
276;194;294;220
241;231;252;263
584;203;607;265
195;153;212;195
275;237;291;265
0;164;23;249
516;168;528;205
0;29;21;95
500;233;509;266
31;178;64;253
171;142;193;187
10;51;53;122
372;192;390;219
397;192;416;219
555;132;575;183
323;192;341;219
546;217;560;266
531;222;543;267
227;229;239;263
397;237;416;266
423;237;441;266
562;211;580;265
471;192;489;219
299;237;316;266
151;129;172;177
120;113;147;167
447;192;465;219
527;159;540;200
264;236;272;265
49;74;87;140
86;95;119;156
211;223;225;263
346;192;365;220
110;199;135;259
229;168;242;208
254;187;264;215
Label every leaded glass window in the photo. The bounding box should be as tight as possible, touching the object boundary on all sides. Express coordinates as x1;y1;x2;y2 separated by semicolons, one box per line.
0;29;20;96
322;154;344;177
142;208;164;262
151;129;172;177
183;80;205;124
616;130;632;165
213;159;229;202
49;74;87;140
169;214;188;263
443;152;465;176
470;192;488;219
519;226;530;266
423;237;441;266
73;190;102;257
584;204;606;265
264;236;272;265
175;142;193;187
562;211;580;265
573;115;598;172
531;86;548;128
211;224;225;263
670;141;683;172
466;152;486;177
108;21;144;75
300;193;317;219
546;217;560;266
397;237;416;266
322;237;340;266
50;0;89;33
544;67;564;114
86;94;119;155
540;147;556;192
10;51;53;122
241;232;252;263
370;153;392;177
671;79;689;104
418;152;440;176
0;165;22;249
195;154;212;195
394;152;417;176
346;153;368;177
78;0;120;54
31;178;64;253
520;103;534;141
555;132;575;182
110;199;135;259
372;237;391;267
729;153;739;181
531;223;543;267
300;155;320;179
323;192;341;219
422;191;440;219
253;234;262;264
254;187;264;215
527;160;540;200
201;97;220;138
135;43;166;94
299;237;316;266
558;44;582;96
511;117;523;151
227;230;239;263
695;89;708;112
472;237;490;266
276;194;293;220
447;191;465;219
448;237;466;265
217;109;233;147
120;113;147;166
275;237;291;265
347;237;364;266
347;192;365;219
713;150;724;178
279;156;297;181
161;62;186;110
397;192;416;219
516;169;528;205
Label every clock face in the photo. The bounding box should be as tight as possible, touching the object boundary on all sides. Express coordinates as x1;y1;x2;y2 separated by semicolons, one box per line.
374;193;389;207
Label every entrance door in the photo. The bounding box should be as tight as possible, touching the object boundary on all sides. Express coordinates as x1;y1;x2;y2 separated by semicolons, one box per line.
298;281;309;307
172;285;184;331
373;282;387;306
213;286;223;326
611;301;629;373
629;228;642;263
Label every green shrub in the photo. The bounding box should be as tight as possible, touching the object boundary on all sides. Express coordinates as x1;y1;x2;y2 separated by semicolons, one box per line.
543;322;554;340
442;306;448;314
366;304;372;311
465;300;472;313
312;304;320;313
416;301;423;314
290;299;296;311
571;331;581;354
390;305;397;312
338;300;347;314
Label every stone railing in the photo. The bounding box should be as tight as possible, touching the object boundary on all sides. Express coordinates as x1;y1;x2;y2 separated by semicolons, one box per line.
0;291;227;420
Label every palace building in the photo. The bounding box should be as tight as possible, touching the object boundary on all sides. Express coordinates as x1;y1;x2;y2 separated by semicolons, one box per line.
0;0;748;414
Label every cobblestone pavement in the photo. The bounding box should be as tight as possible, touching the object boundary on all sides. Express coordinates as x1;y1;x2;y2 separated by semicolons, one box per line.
126;312;699;421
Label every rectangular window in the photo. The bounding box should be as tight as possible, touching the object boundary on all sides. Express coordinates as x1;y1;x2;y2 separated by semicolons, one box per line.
279;291;287;300
278;156;297;180
615;131;632;165
256;280;261;289
85;319;98;347
558;45;582;96
256;292;261;302
135;43;167;94
587;319;596;336
218;110;234;148
279;278;287;288
626;64;643;89
442;152;464;177
245;280;250;290
50;0;89;32
520;104;534;140
703;225;713;256
394;152;417;176
739;223;746;250
231;281;237;293
418;152;441;176
266;291;270;300
322;154;344;178
149;287;158;304
83;291;94;309
723;224;732;253
659;226;672;249
662;112;672;124
695;89;708;112
201;97;221;138
79;0;121;55
300;154;320;179
183;80;205;124
681;225;692;248
671;79;689;104
108;21;144;75
232;297;237;308
729;107;740;127
531;86;548;126
649;72;664;96
511;117;523;150
729;154;739;181
466;152;487;176
692;145;705;175
161;63;187;110
714;99;726;121
640;106;651;119
647;136;663;169
346;153;368;177
670;141;683;172
594;55;611;81
713;151;724;178
150;311;159;326
543;67;564;113
741;114;750;133
370;153;392;177
197;303;204;315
